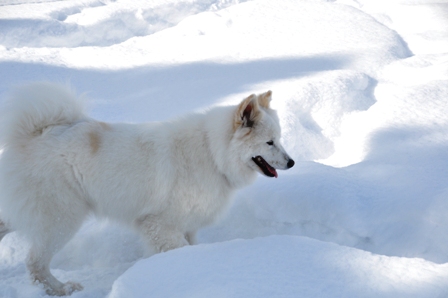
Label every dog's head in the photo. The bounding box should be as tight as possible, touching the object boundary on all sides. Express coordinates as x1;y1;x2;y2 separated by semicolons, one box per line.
232;91;294;178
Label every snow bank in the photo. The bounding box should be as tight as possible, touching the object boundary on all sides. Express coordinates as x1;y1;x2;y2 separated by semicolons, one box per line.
342;0;448;55
109;236;448;298
0;0;410;72
0;0;247;48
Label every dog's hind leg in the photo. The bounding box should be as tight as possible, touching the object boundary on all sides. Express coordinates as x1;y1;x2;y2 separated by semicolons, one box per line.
27;244;83;296
0;219;12;241
26;208;87;296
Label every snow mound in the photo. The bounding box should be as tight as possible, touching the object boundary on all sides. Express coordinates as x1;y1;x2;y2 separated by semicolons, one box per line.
0;0;247;48
0;0;410;71
108;236;448;298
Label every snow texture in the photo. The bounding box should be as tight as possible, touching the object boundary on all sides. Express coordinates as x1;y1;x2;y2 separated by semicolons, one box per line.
1;0;448;297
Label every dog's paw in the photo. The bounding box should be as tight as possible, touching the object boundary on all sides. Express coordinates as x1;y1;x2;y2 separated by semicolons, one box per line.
45;281;83;296
63;282;83;295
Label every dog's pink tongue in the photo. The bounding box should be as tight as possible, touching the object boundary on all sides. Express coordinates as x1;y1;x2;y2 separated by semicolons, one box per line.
270;168;278;178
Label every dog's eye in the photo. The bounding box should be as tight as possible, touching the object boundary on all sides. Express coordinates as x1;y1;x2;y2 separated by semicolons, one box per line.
266;140;274;146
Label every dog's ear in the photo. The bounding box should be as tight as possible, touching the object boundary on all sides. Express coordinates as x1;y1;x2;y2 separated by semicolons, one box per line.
234;94;262;130
258;90;272;109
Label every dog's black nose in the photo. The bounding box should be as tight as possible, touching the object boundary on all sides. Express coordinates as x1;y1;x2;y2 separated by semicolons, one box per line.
287;159;295;169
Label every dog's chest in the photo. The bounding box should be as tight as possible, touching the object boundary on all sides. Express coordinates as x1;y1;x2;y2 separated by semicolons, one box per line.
171;179;233;229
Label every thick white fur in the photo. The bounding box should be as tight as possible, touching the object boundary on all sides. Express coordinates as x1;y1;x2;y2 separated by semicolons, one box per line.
0;82;293;296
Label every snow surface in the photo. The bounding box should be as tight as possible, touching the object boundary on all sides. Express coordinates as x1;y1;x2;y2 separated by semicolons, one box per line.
1;0;448;297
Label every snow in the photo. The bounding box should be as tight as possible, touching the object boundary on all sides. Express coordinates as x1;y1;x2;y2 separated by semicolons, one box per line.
109;236;448;298
1;0;448;297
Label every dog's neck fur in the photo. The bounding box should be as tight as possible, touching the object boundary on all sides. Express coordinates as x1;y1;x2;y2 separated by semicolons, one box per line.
203;105;257;189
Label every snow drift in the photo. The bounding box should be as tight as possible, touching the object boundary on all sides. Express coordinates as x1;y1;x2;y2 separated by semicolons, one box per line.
0;0;448;297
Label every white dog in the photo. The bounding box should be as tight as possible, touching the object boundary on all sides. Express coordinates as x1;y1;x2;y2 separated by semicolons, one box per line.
0;83;294;296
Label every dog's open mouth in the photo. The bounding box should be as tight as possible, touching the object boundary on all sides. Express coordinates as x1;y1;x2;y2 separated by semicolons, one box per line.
252;156;278;178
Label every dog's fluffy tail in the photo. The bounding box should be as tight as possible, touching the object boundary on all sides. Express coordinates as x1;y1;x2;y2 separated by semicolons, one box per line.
0;82;85;150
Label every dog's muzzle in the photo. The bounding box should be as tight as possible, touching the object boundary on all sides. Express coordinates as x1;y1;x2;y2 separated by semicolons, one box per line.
252;156;278;178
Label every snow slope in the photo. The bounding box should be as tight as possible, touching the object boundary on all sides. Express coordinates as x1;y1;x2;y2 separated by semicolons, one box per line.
109;236;448;298
1;0;448;297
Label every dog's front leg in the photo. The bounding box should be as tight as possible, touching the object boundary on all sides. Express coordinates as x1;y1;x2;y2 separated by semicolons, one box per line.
0;219;11;241
185;231;197;245
136;214;189;253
